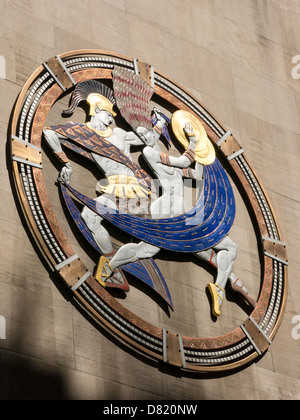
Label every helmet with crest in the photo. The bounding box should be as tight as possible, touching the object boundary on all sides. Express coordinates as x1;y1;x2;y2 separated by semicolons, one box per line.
64;80;117;117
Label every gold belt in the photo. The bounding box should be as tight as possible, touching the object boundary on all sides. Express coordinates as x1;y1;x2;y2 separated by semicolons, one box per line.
98;175;150;199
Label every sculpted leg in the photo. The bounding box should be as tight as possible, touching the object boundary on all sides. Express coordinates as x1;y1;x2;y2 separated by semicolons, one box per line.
110;242;160;271
81;197;129;291
195;248;217;268
195;237;256;315
95;242;160;290
208;237;237;316
81;205;113;255
195;237;237;316
214;236;238;289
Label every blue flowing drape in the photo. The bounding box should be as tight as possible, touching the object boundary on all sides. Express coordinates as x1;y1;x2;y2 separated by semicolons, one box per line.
64;158;235;253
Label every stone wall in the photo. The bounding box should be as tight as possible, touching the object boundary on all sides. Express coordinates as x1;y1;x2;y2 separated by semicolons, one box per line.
0;0;299;400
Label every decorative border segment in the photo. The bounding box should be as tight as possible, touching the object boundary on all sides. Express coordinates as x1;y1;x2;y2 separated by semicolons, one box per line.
162;330;186;368
11;135;43;167
133;58;154;87
262;236;288;266
44;56;76;91
217;132;244;161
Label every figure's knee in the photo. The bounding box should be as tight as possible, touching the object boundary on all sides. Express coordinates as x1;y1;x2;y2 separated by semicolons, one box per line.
81;206;93;225
216;236;237;261
227;238;238;261
81;206;103;233
136;242;160;259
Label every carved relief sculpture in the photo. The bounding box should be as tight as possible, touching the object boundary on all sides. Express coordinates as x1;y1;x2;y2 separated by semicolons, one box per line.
9;51;288;373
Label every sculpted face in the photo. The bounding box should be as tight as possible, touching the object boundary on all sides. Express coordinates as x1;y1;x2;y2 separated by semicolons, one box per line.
95;108;113;127
137;127;156;147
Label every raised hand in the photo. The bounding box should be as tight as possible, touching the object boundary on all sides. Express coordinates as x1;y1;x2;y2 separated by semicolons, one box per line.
184;122;197;144
58;162;72;183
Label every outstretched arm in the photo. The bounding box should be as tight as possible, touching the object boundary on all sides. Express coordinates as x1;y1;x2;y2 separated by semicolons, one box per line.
43;129;72;183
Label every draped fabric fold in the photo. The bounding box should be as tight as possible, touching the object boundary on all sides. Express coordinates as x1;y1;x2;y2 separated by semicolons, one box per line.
62;159;235;253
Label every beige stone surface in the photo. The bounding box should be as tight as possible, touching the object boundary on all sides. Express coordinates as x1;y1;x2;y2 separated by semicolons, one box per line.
0;0;300;400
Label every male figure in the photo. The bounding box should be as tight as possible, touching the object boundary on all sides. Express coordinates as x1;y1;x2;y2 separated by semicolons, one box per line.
43;80;165;290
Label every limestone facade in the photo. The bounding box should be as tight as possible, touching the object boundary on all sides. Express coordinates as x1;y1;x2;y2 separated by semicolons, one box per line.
0;0;300;400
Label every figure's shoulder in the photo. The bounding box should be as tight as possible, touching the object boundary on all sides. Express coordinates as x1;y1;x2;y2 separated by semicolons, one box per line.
143;146;159;161
112;127;126;135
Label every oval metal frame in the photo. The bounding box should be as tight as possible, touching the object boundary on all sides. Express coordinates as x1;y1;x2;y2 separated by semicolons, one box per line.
9;50;288;373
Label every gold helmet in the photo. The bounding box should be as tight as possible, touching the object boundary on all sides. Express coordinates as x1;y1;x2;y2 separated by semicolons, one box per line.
86;93;117;117
64;80;117;117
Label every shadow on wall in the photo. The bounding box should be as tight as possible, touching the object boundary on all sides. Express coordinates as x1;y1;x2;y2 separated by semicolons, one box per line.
1;103;72;400
0;350;71;400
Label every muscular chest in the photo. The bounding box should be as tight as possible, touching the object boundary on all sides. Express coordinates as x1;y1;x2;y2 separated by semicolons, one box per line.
105;132;130;158
92;154;133;176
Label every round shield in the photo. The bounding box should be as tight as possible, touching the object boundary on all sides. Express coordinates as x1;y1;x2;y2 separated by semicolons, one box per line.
171;110;216;165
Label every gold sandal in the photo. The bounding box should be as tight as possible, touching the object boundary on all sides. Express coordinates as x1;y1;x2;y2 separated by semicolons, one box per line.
94;256;112;287
208;283;224;317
